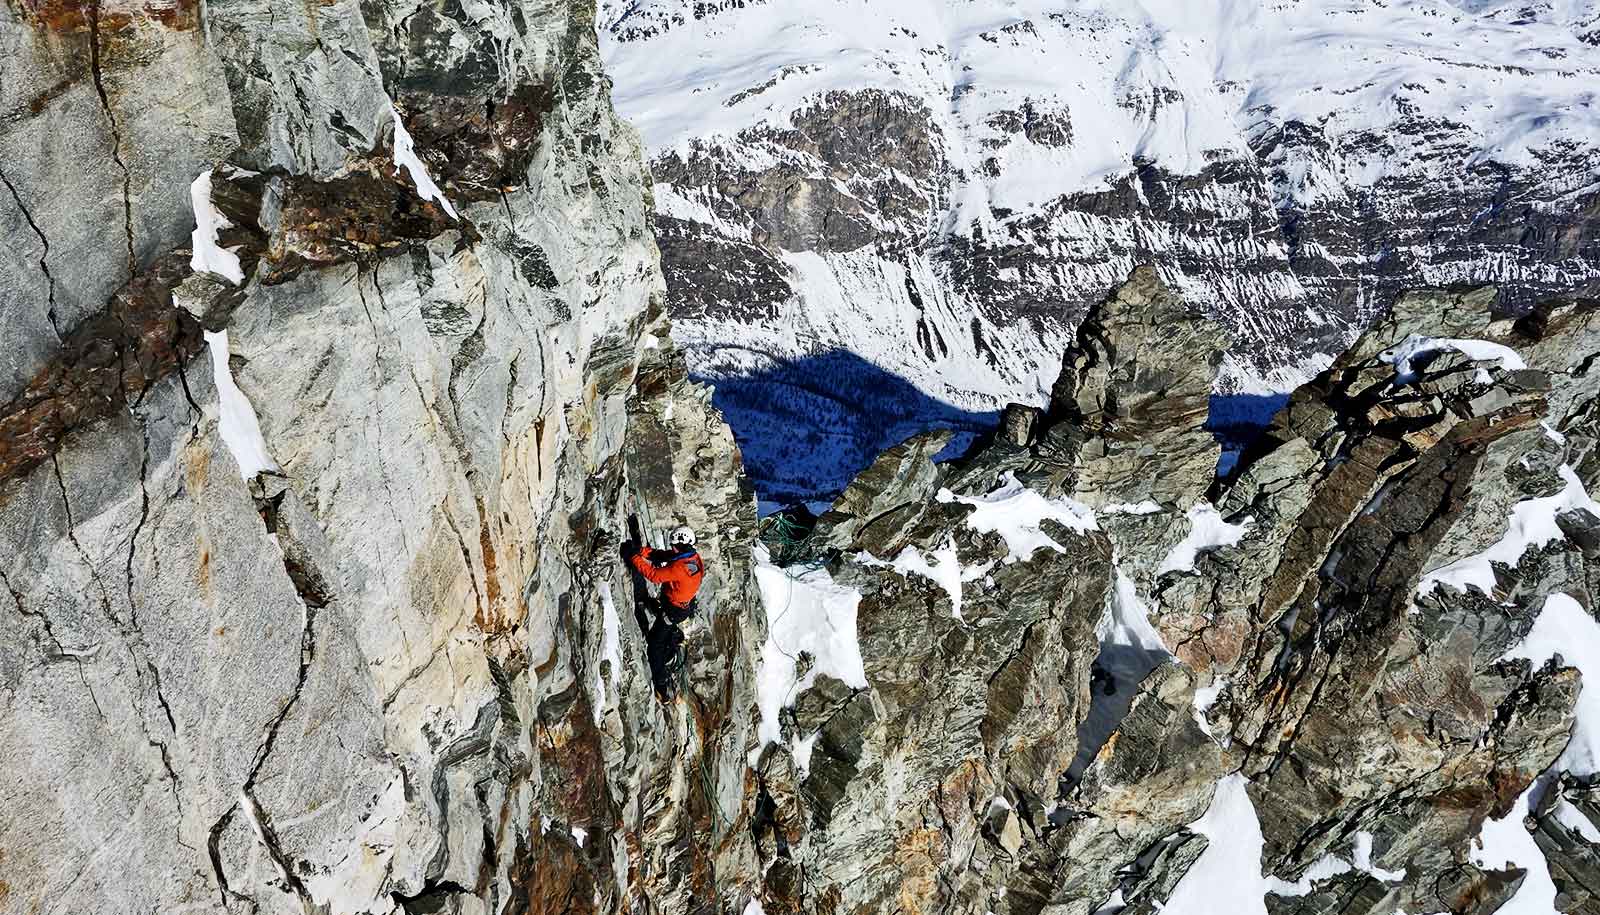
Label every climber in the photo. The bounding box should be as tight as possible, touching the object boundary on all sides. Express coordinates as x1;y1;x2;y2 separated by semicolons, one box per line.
623;525;705;623
621;523;705;701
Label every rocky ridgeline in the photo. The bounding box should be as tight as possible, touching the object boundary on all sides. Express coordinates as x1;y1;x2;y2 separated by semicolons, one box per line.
750;268;1600;915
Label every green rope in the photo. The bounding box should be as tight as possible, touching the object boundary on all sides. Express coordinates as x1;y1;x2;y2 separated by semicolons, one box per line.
758;511;818;566
676;659;732;913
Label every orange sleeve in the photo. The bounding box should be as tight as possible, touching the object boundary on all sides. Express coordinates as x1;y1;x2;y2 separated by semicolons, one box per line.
630;551;667;583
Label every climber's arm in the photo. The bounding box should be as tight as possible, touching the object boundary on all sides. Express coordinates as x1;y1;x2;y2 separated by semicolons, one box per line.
629;550;668;583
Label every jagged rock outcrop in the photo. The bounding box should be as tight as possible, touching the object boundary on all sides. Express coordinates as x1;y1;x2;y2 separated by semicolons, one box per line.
1038;264;1227;509
743;268;1600;915
8;0;1600;912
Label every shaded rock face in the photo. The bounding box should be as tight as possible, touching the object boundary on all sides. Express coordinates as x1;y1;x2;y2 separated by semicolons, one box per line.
742;270;1600;915
0;2;765;914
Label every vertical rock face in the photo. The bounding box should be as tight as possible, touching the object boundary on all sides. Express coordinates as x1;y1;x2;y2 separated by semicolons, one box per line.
1;1;763;913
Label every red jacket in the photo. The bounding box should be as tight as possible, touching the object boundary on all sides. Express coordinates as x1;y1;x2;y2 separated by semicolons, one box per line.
630;548;705;609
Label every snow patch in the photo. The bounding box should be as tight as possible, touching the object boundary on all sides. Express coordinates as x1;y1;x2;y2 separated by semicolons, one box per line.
1554;798;1600;844
1192;679;1225;741
752;546;868;757
1068;568;1171;783
1418;467;1600;599
391;106;459;219
858;537;966;620
1268;831;1406;897
1100;571;1170;658
1102;500;1163;516
1379;334;1526;385
1158;504;1253;576
1352;832;1406;883
1471;789;1557;915
939;472;1098;564
1466;592;1600;915
593;583;623;724
205;330;280;479
1502;592;1600;777
1162;773;1270;915
189;169;244;285
791;730;821;774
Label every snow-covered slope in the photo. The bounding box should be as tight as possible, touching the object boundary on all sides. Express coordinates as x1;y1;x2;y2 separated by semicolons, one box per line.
601;0;1600;500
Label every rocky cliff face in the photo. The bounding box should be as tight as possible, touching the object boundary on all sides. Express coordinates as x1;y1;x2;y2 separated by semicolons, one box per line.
7;1;1600;915
0;1;765;912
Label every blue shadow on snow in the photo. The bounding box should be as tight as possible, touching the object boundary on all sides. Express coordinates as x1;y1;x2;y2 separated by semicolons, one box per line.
1206;392;1290;478
699;353;1294;505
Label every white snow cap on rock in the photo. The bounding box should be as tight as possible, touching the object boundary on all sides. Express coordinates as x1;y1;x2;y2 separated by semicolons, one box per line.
1158;503;1253;576
1467;592;1600;915
205;330;280;479
189;169;244;285
1418;466;1600;598
939;472;1098;564
1379;334;1526;385
390;105;459;220
857;536;966;620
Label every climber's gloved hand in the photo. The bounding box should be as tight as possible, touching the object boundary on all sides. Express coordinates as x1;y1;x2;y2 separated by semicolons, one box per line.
621;539;641;561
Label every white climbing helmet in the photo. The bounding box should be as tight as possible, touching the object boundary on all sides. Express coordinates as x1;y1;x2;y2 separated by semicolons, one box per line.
670;525;696;548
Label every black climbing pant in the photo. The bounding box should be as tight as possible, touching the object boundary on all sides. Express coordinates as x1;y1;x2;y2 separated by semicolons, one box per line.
633;592;688;700
647;607;685;700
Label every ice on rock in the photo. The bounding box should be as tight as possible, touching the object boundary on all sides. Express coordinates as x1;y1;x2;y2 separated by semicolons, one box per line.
205;330;280;479
390;106;459;220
